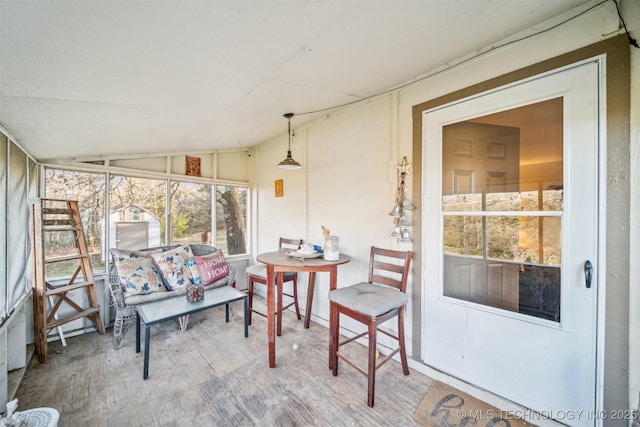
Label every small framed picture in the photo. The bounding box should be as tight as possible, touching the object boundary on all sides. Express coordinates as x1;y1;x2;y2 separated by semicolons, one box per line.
186;156;201;177
274;179;284;197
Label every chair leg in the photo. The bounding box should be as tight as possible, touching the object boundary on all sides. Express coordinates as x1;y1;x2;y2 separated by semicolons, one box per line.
113;307;136;350
367;321;378;408
398;307;409;375
292;275;301;320
113;311;125;350
277;273;283;336
330;303;340;376
303;273;316;329
178;314;189;332
247;276;254;325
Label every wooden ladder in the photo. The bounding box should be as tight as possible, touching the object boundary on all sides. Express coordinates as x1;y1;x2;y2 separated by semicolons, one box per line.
30;198;105;362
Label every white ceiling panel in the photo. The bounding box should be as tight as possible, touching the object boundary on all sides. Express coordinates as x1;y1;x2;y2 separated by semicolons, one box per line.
0;0;597;161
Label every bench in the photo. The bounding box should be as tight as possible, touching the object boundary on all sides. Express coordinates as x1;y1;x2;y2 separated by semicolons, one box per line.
108;244;236;349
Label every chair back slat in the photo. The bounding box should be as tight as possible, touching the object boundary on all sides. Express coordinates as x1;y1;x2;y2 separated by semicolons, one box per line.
367;246;412;292
370;273;402;289
279;237;303;251
372;260;406;274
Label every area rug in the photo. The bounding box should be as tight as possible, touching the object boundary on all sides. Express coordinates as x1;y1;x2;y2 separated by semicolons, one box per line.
415;380;536;427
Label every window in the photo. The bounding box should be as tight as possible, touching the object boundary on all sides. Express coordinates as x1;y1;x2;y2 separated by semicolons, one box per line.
215;185;248;255
44;168;249;278
44;169;107;274
441;98;563;320
170;181;212;246
110;175;166;249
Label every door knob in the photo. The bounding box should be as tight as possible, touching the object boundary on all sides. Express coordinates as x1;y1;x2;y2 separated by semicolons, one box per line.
584;260;593;289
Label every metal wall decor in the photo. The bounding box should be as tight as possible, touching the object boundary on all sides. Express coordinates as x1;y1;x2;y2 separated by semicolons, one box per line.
389;156;414;242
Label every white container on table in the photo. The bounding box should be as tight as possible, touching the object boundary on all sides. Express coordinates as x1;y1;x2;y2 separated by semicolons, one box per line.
324;236;339;261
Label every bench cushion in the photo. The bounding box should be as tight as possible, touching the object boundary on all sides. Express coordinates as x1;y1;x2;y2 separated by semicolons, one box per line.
124;274;232;305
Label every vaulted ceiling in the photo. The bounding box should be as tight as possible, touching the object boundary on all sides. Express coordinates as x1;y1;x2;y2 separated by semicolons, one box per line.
0;0;596;161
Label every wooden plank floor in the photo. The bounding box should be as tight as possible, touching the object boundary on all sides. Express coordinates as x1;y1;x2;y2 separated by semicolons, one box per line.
16;297;433;426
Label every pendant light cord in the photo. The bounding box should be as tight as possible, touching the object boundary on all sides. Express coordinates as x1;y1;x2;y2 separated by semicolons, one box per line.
284;112;294;150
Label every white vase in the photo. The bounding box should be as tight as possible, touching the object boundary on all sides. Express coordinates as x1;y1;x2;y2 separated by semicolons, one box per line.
324;236;339;261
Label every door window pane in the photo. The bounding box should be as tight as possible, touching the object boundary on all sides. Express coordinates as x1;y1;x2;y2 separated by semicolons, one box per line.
442;98;563;321
442;193;482;212
443;215;484;257
485;216;561;264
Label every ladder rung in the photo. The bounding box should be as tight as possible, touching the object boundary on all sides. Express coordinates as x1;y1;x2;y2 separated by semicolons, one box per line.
42;207;73;215
45;254;88;264
46;281;94;296
43;220;78;225
47;308;101;330
43;226;82;232
39;197;77;203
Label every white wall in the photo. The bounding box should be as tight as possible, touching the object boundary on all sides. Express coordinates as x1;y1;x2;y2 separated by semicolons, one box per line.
249;96;414;347
250;0;639;418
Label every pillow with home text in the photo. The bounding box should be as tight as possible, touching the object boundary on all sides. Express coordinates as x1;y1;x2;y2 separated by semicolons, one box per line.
194;250;230;285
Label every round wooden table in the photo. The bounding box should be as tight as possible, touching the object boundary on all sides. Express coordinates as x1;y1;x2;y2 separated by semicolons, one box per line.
256;250;350;368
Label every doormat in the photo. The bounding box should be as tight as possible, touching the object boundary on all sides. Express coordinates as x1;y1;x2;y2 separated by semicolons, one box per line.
414;381;537;427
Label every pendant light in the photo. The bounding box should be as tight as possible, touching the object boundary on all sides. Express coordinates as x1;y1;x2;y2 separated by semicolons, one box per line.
277;113;302;169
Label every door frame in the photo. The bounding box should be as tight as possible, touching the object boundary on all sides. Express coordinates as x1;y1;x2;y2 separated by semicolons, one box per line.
411;35;629;420
421;60;606;425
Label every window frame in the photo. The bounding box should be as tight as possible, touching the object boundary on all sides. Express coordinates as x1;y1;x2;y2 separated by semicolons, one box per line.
42;164;251;279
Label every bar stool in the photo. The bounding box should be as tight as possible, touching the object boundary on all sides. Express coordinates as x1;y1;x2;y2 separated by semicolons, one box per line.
328;246;413;407
246;238;304;335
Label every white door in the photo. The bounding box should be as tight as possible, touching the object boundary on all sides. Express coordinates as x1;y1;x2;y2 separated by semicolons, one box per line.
421;61;602;426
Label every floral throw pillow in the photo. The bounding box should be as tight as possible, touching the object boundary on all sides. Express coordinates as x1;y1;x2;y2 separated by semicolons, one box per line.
184;257;202;285
170;244;195;261
150;245;196;291
151;252;187;291
194;250;230;285
111;249;167;297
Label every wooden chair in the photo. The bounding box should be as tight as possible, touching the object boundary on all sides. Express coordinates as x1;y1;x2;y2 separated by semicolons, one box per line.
246;238;303;334
328;246;413;407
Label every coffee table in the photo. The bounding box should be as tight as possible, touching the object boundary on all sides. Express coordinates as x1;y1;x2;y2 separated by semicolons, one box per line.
135;285;248;379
